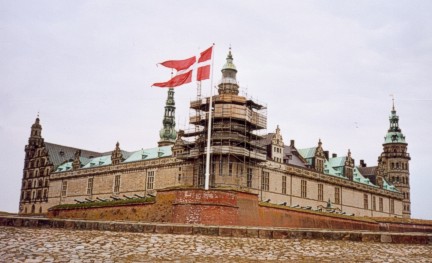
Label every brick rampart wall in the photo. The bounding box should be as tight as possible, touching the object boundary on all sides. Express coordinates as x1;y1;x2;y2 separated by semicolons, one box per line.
48;188;432;233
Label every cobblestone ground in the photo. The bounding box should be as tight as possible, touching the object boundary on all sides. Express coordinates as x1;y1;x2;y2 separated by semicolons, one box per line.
0;226;431;263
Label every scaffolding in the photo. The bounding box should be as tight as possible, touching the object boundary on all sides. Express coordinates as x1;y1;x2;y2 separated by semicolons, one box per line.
178;82;268;189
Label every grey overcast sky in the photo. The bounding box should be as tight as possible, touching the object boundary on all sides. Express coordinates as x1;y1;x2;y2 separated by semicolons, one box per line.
1;1;431;219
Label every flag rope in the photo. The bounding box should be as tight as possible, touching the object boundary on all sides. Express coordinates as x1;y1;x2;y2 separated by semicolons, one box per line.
204;43;215;190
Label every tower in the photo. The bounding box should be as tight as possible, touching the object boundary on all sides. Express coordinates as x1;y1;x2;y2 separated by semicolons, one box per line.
378;102;411;218
179;48;267;188
20;117;53;214
158;88;177;147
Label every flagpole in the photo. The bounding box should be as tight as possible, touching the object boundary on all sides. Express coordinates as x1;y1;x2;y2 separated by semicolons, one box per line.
204;43;215;190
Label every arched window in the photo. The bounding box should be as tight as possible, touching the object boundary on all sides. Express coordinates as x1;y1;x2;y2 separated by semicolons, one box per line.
39;207;42;214
31;204;35;214
45;179;49;187
43;189;48;199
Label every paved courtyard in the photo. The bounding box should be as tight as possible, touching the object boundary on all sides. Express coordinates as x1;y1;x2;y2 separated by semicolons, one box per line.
0;226;431;262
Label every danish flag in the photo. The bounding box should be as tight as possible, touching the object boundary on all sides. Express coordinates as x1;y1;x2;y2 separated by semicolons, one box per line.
152;46;213;88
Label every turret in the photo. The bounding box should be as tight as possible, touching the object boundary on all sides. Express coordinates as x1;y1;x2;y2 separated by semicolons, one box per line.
158;88;177;147
20;116;52;215
218;48;239;95
378;101;411;218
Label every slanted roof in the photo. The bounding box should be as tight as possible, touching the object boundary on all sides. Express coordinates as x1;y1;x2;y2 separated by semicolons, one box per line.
124;146;172;163
357;166;377;177
257;133;274;146
55;161;73;172
324;160;347;179
82;155;112;168
297;147;316;159
328;156;346;167
353;167;377;187
45;142;102;168
382;178;399;192
283;145;307;167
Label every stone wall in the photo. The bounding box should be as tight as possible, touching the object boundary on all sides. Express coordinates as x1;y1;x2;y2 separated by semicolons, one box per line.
48;188;432;233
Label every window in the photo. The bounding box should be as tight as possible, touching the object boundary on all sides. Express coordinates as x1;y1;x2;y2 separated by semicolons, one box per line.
335;187;340;204
219;159;223;176
282;176;287;194
147;171;155;190
318;184;323;201
229;163;233;176
261;171;269;191
247;168;253;188
363;194;368;209
372;196;376;211
61;181;67;197
390;199;395;214
87;178;94;195
113;175;120;193
301;180;307;198
379;197;383;212
43;189;48;200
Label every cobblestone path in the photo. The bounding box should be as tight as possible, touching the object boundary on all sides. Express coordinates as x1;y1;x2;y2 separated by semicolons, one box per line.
0;226;431;262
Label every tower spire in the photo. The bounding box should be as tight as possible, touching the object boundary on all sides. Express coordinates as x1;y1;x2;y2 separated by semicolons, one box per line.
158;88;177;147
378;101;411;218
218;47;239;95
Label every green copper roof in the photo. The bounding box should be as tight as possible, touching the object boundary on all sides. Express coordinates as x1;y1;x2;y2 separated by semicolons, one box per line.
384;132;406;144
82;155;112;168
382;178;399;192
55;156;92;172
298;147;316;159
324;160;347;179
328;156;346;167
124;146;172;163
222;49;237;72
56;161;73;172
384;106;407;144
353;167;377;187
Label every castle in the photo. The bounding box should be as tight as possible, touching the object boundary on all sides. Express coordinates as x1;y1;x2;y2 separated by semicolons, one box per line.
18;50;411;218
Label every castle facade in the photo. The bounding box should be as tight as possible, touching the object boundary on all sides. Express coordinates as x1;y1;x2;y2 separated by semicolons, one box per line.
18;50;411;218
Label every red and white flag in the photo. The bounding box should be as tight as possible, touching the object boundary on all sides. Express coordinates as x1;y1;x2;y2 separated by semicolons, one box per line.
152;45;213;88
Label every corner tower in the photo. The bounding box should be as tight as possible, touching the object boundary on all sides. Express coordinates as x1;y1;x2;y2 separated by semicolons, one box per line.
377;102;411;218
20;116;53;214
158;88;177;147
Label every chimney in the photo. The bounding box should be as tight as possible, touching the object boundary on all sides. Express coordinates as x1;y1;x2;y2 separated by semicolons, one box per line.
324;151;329;160
360;159;367;167
290;140;295;147
332;153;337;158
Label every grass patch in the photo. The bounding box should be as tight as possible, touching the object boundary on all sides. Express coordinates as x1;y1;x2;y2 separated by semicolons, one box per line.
49;197;155;211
